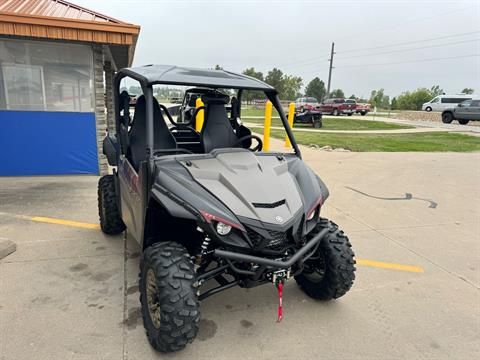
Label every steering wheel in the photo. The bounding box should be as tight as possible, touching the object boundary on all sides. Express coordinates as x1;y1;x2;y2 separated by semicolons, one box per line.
235;134;263;152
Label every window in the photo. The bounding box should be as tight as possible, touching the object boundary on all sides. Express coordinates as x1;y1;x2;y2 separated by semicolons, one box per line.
334;99;344;104
2;64;45;110
0;39;93;112
460;100;472;107
430;97;439;103
441;97;471;104
471;100;480;107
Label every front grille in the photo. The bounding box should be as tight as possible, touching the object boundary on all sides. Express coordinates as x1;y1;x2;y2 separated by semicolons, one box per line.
246;227;290;252
266;230;288;251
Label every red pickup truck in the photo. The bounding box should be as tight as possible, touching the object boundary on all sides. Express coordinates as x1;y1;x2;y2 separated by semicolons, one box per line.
320;98;356;116
353;101;371;116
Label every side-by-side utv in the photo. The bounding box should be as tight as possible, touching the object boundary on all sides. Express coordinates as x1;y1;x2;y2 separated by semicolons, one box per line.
98;65;355;352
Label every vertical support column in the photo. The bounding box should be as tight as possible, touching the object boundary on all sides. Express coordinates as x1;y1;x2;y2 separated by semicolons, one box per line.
263;100;272;152
104;61;115;133
195;98;204;132
93;45;108;175
284;102;295;148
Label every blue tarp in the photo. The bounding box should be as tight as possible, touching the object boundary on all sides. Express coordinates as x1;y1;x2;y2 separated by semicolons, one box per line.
0;110;99;176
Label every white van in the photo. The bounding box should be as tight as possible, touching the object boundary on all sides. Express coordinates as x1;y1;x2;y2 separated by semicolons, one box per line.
422;95;473;112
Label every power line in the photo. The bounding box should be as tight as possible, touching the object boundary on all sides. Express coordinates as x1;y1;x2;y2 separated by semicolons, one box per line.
337;31;480;54
331;5;476;43
334;54;479;68
280;31;480;70
335;39;480;60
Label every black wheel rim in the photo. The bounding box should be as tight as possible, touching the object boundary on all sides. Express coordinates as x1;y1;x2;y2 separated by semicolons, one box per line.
303;249;327;283
146;268;161;329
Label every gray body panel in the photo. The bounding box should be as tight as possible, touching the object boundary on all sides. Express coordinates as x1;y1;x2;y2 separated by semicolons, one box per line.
151;149;328;228
186;151;303;225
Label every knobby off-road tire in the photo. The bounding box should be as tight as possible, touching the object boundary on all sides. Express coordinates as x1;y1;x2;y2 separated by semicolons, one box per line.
295;218;356;300
98;175;125;235
140;242;200;352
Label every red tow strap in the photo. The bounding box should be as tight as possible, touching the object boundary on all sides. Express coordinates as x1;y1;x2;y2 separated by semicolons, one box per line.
276;281;284;322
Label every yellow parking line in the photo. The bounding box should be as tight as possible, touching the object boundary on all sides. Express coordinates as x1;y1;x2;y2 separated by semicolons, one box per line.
357;258;424;273
9;213;425;273
29;216;100;230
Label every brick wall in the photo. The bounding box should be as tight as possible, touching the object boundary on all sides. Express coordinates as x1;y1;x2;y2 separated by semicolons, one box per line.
394;111;442;122
104;61;115;133
93;45;108;175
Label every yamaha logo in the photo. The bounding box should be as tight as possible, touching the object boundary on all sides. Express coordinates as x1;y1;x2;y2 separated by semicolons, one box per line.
275;216;284;223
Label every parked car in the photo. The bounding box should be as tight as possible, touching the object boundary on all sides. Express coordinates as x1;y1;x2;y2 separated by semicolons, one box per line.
295;97;319;112
355;102;371;116
422;94;473;112
320;98;355;116
441;98;480;125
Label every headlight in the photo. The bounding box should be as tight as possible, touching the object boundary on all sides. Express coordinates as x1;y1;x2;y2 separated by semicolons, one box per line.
216;222;232;236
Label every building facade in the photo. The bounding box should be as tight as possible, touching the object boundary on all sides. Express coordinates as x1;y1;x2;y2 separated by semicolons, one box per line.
0;0;140;175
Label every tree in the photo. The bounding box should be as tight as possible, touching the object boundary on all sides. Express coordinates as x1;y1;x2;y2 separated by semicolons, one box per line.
391;97;397;110
348;94;356;99
305;77;326;102
242;67;264;81
265;68;285;96
242;67;265;103
330;89;345;98
369;88;390;109
430;85;444;97
396;88;432;110
462;88;474;94
282;75;303;101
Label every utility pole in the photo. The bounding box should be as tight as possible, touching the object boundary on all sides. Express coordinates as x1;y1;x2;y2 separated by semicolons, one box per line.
326;42;335;97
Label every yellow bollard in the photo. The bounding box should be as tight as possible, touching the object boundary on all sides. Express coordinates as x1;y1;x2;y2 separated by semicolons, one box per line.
263;100;272;152
285;102;295;148
195;97;204;132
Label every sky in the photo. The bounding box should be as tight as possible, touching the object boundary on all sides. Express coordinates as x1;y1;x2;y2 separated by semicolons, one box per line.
76;0;480;99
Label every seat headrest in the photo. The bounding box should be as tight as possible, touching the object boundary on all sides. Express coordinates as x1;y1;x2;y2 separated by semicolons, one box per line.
202;93;230;105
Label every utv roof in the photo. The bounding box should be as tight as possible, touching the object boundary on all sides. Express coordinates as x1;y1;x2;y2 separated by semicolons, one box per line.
117;65;276;92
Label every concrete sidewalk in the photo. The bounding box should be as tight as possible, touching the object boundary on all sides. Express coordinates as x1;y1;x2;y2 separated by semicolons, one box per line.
1;150;479;359
244;122;452;134
350;114;480;133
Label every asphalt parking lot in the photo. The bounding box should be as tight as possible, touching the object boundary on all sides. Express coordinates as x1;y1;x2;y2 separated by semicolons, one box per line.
1;149;479;360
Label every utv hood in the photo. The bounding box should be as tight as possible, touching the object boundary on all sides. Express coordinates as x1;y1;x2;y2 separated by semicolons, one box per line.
181;150;328;225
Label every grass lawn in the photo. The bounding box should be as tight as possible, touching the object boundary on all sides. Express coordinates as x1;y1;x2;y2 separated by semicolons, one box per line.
250;126;480;152
243;116;413;131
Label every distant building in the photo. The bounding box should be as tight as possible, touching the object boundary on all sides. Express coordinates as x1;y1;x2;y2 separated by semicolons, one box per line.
0;0;140;175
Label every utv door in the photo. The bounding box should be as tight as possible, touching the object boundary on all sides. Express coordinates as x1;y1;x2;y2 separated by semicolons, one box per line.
118;157;146;243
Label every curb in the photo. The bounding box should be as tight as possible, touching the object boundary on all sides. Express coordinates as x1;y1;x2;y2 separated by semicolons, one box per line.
0;240;16;260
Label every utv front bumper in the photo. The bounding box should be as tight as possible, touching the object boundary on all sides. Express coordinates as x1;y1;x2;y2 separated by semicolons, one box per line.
214;227;328;269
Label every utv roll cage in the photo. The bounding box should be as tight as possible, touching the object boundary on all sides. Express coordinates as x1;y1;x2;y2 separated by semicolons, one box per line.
113;64;301;159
